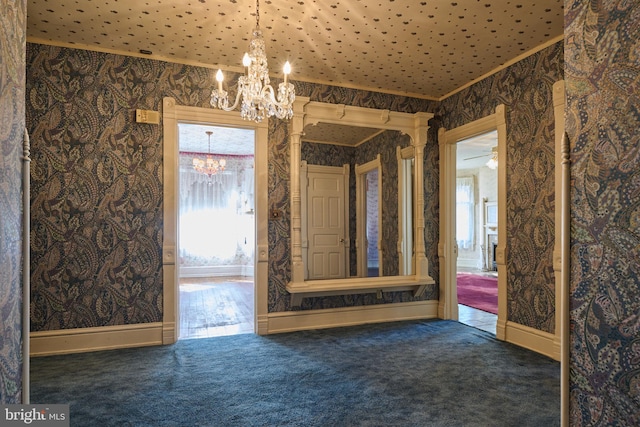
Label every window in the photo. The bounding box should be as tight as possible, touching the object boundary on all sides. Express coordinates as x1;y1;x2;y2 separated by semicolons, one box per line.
456;176;475;250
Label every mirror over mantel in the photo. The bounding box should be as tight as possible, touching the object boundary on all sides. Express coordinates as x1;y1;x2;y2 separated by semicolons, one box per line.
286;98;435;306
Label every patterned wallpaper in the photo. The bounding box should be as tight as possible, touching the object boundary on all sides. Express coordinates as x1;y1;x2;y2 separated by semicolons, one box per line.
26;46;209;330
438;41;564;333
25;42;439;327
565;2;640;425
25;39;568;334
0;0;26;404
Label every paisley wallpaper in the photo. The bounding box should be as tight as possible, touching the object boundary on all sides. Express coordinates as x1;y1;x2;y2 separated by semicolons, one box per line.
437;42;564;333
0;0;26;404
565;1;640;425
25;42;439;327
15;5;640;423
25;39;568;334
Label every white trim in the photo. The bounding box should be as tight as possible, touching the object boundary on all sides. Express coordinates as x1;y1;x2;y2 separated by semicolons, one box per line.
265;301;438;334
440;35;564;101
301;163;351;280
289;98;434;304
22;129;32;403
355;155;382;277
162;98;269;342
504;321;560;361
179;265;255;278
30;323;163;357
553;79;570;427
438;106;507;331
397;146;415;275
27;36;562;102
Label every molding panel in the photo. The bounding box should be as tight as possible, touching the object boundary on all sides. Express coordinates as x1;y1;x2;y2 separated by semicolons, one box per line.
30;323;164;357
504;321;559;361
266;301;438;334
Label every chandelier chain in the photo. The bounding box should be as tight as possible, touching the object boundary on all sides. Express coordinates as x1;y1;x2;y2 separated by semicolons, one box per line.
256;0;260;28
210;0;295;122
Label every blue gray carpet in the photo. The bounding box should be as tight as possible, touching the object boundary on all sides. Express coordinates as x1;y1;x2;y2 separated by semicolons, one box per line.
30;320;560;426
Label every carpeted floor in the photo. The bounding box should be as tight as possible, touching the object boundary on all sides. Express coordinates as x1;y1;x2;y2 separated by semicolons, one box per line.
457;273;498;314
30;320;559;426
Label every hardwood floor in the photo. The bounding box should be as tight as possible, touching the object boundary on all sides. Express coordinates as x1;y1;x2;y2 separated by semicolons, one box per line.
458;304;497;334
178;274;495;338
457;267;498;334
179;276;254;340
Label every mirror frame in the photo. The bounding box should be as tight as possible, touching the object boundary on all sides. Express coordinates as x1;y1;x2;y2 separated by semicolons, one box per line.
287;97;434;304
355;154;382;277
397;145;415;275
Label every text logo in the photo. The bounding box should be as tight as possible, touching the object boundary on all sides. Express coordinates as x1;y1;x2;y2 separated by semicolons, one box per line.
1;405;69;427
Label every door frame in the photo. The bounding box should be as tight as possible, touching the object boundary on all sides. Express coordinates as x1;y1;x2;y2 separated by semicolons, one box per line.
438;105;507;339
300;161;350;280
355;154;382;277
162;98;269;343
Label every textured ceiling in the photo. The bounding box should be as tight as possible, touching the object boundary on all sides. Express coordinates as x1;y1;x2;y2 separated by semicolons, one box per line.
179;123;255;155
457;130;498;169
302;123;384;147
26;0;564;100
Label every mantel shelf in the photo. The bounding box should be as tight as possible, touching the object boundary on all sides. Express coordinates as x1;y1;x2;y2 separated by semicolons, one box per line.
286;275;435;307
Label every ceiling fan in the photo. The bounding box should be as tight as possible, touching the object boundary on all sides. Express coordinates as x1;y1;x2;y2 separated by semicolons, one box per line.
462;152;492;161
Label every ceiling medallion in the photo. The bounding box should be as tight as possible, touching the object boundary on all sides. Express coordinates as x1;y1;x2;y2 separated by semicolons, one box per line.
210;0;295;122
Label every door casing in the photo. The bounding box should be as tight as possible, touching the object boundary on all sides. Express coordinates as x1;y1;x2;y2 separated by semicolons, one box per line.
438;105;507;340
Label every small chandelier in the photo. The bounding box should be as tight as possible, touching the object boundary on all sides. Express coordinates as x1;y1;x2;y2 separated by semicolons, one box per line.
210;0;295;122
193;131;226;177
486;147;498;170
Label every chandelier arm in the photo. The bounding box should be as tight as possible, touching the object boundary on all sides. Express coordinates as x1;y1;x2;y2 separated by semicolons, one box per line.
212;87;244;112
261;85;278;105
261;84;293;108
209;0;294;122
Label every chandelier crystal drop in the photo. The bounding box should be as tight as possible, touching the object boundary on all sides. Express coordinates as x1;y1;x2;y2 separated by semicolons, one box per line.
193;131;226;177
210;0;295;122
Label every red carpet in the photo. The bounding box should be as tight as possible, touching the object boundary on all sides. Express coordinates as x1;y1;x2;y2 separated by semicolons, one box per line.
457;273;498;314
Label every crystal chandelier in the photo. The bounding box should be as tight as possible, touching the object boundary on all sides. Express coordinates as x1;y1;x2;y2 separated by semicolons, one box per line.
210;0;295;122
193;131;226;177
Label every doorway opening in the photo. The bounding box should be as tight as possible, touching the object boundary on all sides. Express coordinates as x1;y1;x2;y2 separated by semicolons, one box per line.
455;131;498;334
177;123;255;339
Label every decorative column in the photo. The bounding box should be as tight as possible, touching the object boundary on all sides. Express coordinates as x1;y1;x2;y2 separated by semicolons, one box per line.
290;97;310;283
412;113;432;280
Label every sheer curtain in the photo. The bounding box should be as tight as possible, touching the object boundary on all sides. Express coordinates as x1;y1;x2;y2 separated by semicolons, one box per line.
456;176;475;250
179;153;254;267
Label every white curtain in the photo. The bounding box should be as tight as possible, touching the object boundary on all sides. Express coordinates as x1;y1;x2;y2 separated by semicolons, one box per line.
179;154;254;266
456;176;475;250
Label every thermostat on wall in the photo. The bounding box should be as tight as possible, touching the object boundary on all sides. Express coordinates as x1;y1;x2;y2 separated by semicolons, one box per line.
136;109;160;124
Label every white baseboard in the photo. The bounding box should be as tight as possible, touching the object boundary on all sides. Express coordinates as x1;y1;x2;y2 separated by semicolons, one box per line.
504;321;560;361
265;300;439;334
456;258;481;269
179;265;254;278
30;323;163;357
29;302;436;355
29;306;558;362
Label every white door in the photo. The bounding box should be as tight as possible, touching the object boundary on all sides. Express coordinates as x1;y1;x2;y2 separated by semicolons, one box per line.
306;165;347;280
